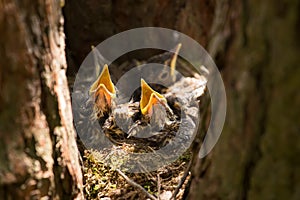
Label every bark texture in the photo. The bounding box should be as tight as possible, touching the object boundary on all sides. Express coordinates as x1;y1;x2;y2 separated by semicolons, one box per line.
63;0;217;76
190;0;300;199
64;0;300;199
0;0;83;199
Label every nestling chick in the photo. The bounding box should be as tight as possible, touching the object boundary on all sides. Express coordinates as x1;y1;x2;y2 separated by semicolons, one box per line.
89;64;116;118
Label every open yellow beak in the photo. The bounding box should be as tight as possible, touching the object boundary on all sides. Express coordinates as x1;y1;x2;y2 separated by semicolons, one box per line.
89;64;116;114
140;79;167;116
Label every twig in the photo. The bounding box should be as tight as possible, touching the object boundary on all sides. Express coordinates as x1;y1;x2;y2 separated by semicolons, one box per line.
157;173;161;200
116;169;157;200
171;155;193;200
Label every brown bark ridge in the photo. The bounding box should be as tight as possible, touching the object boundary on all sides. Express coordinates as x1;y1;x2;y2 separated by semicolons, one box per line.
0;0;83;199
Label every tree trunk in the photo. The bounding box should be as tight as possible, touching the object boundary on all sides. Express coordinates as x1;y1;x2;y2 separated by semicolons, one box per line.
64;0;300;199
188;0;300;199
0;0;83;199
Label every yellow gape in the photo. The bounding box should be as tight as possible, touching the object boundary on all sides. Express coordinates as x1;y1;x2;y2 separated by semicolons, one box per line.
140;79;167;116
89;64;116;115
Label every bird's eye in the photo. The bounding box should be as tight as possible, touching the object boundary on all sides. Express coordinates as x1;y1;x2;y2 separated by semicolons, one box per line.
159;71;169;81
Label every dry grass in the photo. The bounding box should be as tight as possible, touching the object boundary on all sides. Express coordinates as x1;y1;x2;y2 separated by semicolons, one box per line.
83;149;192;200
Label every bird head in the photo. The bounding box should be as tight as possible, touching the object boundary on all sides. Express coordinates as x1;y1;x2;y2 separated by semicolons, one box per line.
140;79;167;117
89;64;116;117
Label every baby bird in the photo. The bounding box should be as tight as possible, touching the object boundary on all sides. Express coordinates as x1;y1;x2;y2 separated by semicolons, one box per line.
89;64;116;118
125;79;174;138
140;79;168;117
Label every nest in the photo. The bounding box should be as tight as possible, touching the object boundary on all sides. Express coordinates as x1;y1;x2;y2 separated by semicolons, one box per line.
70;44;207;199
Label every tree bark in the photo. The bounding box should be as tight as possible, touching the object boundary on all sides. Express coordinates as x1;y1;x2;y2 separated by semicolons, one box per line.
63;0;216;76
187;0;300;199
0;0;83;199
